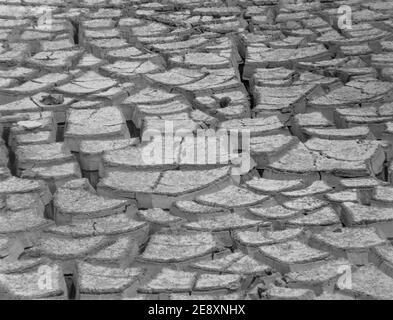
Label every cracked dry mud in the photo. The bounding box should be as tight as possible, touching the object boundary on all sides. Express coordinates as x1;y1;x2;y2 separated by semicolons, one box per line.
1;0;393;301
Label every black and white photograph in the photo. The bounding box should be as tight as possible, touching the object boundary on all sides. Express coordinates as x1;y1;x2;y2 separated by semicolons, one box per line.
0;0;392;308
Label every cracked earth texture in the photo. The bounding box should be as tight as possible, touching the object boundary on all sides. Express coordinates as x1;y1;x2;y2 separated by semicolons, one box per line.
0;0;393;300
